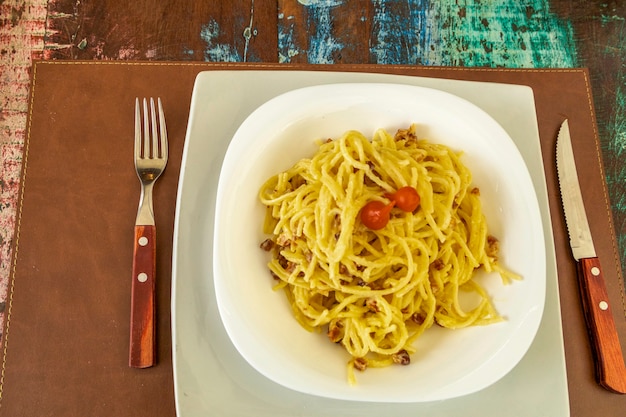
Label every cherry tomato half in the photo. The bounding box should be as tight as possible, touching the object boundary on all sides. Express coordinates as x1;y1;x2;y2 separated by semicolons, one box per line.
360;200;395;230
385;186;420;212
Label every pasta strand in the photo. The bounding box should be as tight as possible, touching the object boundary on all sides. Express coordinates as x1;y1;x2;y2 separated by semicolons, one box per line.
258;124;518;383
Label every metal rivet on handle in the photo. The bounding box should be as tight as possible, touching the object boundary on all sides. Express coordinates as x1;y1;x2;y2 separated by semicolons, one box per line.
591;266;600;276
137;272;148;283
138;236;149;246
599;301;609;311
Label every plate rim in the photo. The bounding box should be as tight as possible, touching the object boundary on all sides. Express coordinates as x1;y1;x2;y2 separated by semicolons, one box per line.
211;81;546;402
171;70;568;417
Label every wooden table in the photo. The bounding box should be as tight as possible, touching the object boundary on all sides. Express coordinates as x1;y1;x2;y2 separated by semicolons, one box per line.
1;0;625;383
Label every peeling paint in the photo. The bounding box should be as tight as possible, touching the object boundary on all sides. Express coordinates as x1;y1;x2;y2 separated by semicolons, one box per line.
278;10;297;63
306;0;345;64
601;14;626;26
280;0;577;67
200;19;241;62
278;0;346;63
242;0;256;62
603;21;626;275
298;0;343;6
370;0;429;64
425;0;577;67
278;21;299;63
0;0;50;341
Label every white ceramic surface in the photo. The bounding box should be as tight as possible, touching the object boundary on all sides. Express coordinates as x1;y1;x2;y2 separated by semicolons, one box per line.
212;83;545;402
172;71;569;416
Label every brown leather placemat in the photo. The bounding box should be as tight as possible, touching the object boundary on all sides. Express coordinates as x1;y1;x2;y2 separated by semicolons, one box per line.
0;61;623;416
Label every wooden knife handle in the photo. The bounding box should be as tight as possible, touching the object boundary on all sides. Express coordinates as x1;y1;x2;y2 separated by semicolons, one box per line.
129;225;156;368
578;257;626;393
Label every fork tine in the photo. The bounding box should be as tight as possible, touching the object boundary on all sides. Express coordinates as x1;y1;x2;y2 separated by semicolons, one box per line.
157;98;168;160
142;98;150;158
149;98;159;159
134;98;142;161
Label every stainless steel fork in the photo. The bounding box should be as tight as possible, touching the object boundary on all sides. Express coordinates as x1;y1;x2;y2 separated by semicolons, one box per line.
130;97;168;368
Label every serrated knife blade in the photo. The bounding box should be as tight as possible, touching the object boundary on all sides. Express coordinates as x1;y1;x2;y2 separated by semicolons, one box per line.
556;119;626;394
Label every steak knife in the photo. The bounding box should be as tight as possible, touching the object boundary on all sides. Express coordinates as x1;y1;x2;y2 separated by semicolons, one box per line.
556;119;626;393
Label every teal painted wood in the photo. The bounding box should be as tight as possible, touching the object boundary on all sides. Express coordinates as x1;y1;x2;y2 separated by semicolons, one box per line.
602;18;626;277
369;0;429;64
424;1;577;67
277;0;578;66
200;19;244;62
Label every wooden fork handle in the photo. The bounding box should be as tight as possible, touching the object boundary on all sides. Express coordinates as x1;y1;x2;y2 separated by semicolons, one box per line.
129;225;156;368
578;257;626;393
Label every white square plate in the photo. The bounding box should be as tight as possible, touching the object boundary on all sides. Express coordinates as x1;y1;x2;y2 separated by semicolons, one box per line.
171;70;569;416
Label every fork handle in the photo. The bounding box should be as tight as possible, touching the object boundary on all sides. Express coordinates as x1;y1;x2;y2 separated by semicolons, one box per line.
129;225;156;368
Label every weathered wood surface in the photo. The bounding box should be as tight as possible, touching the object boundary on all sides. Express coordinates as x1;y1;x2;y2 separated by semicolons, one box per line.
0;1;625;340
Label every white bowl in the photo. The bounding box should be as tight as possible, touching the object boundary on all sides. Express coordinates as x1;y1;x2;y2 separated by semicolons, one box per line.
212;83;546;403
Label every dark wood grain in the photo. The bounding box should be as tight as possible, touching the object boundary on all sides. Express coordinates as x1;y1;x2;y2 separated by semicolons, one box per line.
278;0;371;63
45;0;278;61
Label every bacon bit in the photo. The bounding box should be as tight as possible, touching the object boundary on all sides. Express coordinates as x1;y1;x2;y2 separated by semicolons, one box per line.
471;187;481;196
339;263;348;275
392;349;411;365
411;312;426;325
368;280;383;290
432;259;444;271
276;234;291;246
486;235;500;258
277;253;295;272
394;124;418;143
327;321;344;343
365;298;380;312
259;238;274;252
353;357;368;372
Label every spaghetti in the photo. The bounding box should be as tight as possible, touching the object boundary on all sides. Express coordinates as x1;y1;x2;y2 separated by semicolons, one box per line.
258;124;518;383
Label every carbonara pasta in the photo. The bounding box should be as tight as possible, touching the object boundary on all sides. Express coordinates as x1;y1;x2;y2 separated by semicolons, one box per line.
258;124;518;383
